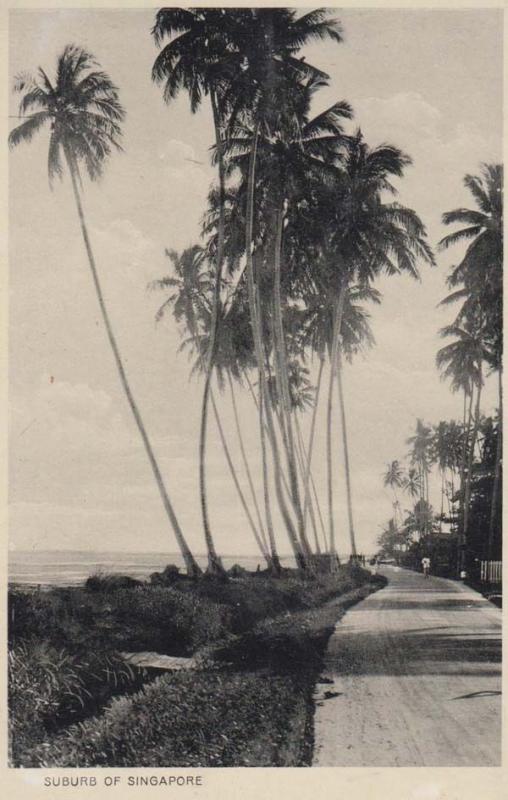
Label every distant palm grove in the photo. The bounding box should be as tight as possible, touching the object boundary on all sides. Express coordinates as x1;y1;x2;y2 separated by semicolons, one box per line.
9;8;502;580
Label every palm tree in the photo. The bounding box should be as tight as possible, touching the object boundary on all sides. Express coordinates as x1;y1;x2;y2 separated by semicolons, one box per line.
151;8;244;573
383;460;404;525
228;75;352;558
311;132;434;553
436;320;489;568
439;164;502;363
407;419;433;531
151;245;281;570
403;468;422;501
439;164;503;564
9;46;201;576
231;9;345;568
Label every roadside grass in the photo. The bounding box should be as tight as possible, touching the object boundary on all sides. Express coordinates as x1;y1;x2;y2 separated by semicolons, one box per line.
9;566;386;767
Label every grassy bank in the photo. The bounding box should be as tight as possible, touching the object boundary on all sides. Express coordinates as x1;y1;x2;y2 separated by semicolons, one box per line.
9;565;386;767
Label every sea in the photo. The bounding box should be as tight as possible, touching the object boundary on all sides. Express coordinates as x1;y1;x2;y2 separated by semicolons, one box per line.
8;550;304;587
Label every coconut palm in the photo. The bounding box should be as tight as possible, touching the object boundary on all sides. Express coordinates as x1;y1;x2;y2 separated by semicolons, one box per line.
226;73;351;561
151;8;244;573
310;131;434;554
439;164;502;363
383;460;404;525
439;163;503;564
151;245;280;569
407;419;433;527
403;468;422;500
9;45;201;576
233;10;345;568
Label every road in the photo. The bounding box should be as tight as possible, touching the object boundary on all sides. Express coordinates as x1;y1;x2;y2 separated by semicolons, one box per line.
313;566;502;766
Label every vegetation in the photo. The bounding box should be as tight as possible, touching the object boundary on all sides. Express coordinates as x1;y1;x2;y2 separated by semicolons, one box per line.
377;164;502;580
9;565;383;767
8;5;502;769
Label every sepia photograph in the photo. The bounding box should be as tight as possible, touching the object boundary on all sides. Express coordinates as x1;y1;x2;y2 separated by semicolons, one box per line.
7;4;502;772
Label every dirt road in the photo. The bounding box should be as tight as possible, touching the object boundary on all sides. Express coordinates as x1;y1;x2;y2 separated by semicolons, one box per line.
313;566;501;766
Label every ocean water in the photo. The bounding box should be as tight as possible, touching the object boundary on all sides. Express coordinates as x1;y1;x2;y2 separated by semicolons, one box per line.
8;550;301;587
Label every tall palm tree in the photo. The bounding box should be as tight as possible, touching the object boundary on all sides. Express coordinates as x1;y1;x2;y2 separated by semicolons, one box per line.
383;460;404;525
407;419;433;531
151;8;242;573
439;164;503;564
151;245;281;569
439;164;502;363
227;74;352;557
311;132;434;553
230;9;345;568
403;468;422;502
9;46;201;576
436;320;490;569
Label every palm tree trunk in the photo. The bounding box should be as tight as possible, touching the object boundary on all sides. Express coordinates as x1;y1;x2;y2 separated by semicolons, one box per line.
326;288;347;555
336;346;357;557
211;391;271;567
457;388;473;573
303;356;324;533
243;370;281;574
272;205;308;554
463;370;483;564
65;153;201;577
311;470;328;551
228;372;270;555
439;469;444;534
244;126;306;569
294;412;321;553
197;90;226;575
487;367;502;560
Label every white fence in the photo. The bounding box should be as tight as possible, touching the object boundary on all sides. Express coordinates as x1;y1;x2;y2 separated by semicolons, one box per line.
480;560;502;584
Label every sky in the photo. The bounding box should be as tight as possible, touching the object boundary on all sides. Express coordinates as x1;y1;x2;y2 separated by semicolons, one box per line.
8;7;503;558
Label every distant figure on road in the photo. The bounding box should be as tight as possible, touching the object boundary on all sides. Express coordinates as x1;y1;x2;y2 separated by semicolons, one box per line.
421;556;431;578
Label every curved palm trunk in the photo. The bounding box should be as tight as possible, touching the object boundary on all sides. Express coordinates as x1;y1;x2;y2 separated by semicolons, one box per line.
272;206;309;554
463;370;483;565
326;288;347;555
439;469;445;534
211;392;271;567
303;356;324;534
487;367;502;560
66;154;200;577
197;90;226;575
457;388;473;574
293;414;321;554
245;127;306;569
311;469;329;551
228;372;270;555
336;347;357;557
243;370;281;573
258;384;282;574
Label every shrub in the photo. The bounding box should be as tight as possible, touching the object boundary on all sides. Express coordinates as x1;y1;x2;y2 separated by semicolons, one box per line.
85;572;142;592
9;585;232;656
8;640;143;765
23;670;302;768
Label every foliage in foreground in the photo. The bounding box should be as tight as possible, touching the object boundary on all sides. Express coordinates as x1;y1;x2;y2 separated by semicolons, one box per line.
14;574;385;768
9;566;382;767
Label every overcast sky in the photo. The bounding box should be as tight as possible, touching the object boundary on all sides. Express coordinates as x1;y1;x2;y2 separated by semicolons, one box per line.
9;7;502;558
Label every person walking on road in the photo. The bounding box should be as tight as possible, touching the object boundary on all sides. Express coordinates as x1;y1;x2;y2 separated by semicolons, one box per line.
421;556;431;578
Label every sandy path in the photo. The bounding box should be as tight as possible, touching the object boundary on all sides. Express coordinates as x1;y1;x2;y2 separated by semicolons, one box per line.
312;566;501;766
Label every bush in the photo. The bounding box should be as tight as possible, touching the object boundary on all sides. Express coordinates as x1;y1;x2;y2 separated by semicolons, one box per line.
149;564;181;585
23;670;302;768
85;572;142;592
8;640;142;765
9;585;232;656
9;565;384;768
